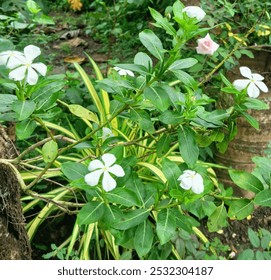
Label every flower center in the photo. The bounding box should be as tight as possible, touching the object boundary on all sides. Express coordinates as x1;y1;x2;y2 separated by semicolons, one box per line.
102;166;109;172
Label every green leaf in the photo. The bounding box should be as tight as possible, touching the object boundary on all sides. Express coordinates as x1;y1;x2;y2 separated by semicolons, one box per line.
157;134;172;158
12;100;36;121
0;94;17;113
42;140;58;163
240;111;259;130
139;29;165;61
207;204;228;232
34;14;54;25
144;86;170;111
229;170;264;193
149;7;176;36
156;208;176;245
130;109;155;134
169;58;198;70
237;249;254;260
228;199;254;220
158;111;184;125
134;220;154;257
248;228;260;248
61;162;88;181
171;70;197;90
0;38;14;52
178;126;199;168
16;119;37;140
254;190;271;207
31;80;65;111
67;104;99;123
115;63;149;75
161;158;181;189
26;0;41;14
113;208;150;230
77;201;105;225
100;205;124;230
134;52;153;69
105;188;141;207
244;98;269;110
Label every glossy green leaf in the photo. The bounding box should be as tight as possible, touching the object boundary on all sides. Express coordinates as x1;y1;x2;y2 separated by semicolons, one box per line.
113;208;150;230
144;86;170;111
156;208;176;245
134;52;153;69
149;7;176;36
31;81;65;111
254;190;271;207
169;58;198;70
157;134;172;157
237;249;254;260
42;140;58;163
229;170;264;193
178;126;199;168
16;119;37;140
77;201;106;225
61;162;88;181
248;228;260;248
228;199;254;220
139;29;165;61
105;188;141;207
207;204;227;232
130;109;155;134
12;100;36;121
0;94;17;113
134;220;154;257
162;158;181;189
171;70;197;90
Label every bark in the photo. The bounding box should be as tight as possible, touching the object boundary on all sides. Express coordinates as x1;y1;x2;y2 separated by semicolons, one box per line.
0;125;31;260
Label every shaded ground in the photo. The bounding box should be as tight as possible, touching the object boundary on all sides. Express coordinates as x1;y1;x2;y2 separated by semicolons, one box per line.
201;206;271;258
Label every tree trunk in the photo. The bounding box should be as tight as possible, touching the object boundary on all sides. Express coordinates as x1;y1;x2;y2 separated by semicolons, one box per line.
0;125;31;260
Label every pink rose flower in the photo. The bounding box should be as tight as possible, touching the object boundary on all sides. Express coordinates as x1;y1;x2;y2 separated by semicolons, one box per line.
196;34;219;55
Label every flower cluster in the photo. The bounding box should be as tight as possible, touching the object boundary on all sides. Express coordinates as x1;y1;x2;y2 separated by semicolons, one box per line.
0;45;47;85
85;154;204;194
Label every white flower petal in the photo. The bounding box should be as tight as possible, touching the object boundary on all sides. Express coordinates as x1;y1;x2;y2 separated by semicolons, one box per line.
9;66;27;81
182;6;206;21
108;164;125;177
233;79;250;91
102;153;116;167
247;83;260;98
24;45;41;61
251;73;264;81
31;62;47;76
88;159;104;171
84;169;104;186
102;171;116;192
239;66;252;79
255;81;268;93
180;181;192;190
26;67;39;85
191;173;204;194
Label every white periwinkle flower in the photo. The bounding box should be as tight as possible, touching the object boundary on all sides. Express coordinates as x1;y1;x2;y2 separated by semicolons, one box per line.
102;127;114;141
0;50;25;69
9;45;47;85
84;153;125;192
233;66;268;98
178;170;204;194
182;6;206;22
113;66;134;77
